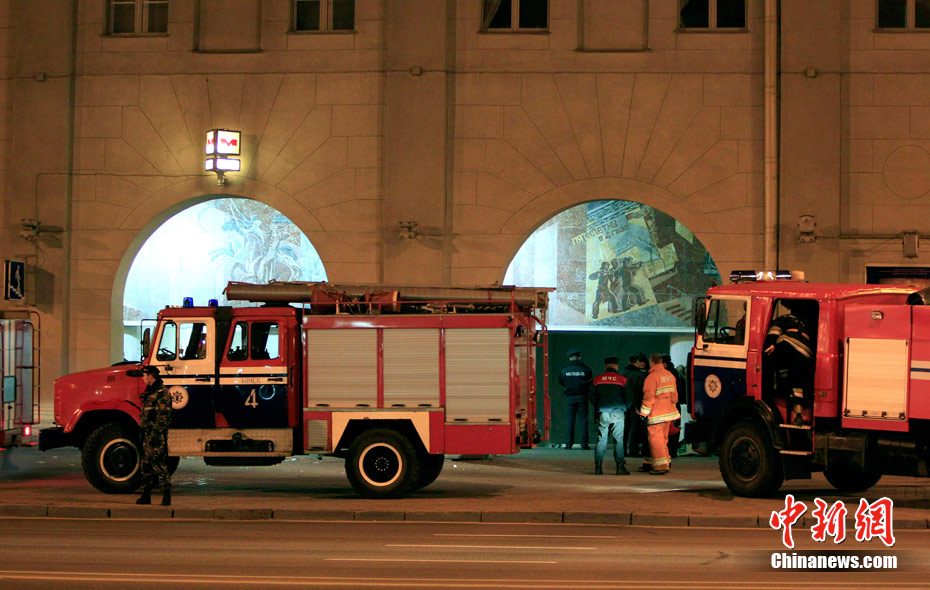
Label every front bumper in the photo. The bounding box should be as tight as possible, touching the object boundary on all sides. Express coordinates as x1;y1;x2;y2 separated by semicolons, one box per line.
39;427;73;451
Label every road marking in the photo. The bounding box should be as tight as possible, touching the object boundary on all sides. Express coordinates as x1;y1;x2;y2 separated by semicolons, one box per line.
387;543;597;551
325;558;558;564
0;571;922;589
435;533;619;539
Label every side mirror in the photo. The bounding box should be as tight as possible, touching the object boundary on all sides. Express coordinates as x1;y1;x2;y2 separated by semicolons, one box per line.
693;297;708;336
141;327;151;359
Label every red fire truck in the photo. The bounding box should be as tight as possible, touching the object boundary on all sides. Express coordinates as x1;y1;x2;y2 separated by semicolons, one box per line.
41;282;549;498
688;271;930;497
0;313;39;449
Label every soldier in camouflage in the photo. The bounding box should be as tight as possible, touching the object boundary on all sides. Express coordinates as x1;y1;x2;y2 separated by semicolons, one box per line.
137;365;173;506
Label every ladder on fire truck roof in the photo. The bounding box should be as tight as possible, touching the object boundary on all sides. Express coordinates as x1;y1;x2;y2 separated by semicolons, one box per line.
224;281;551;319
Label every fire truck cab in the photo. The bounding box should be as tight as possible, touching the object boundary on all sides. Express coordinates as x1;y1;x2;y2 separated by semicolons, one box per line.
689;271;930;497
42;282;549;498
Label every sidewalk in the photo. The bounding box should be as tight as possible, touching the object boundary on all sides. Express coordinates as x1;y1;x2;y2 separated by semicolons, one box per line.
1;445;928;527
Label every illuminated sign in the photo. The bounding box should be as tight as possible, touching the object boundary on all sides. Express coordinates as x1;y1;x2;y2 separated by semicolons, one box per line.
4;259;24;301
205;129;241;156
204;157;242;172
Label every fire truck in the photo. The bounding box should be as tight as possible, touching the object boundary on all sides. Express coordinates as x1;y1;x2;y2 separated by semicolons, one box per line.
0;313;39;450
688;271;930;497
41;282;549;498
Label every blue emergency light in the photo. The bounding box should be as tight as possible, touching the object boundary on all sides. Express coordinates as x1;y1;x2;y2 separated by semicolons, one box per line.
208;299;219;307
729;270;795;283
182;297;194;308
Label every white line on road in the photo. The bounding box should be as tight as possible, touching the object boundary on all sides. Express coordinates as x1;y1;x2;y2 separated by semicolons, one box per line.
387;543;598;550
435;533;620;539
325;558;558;564
0;570;921;589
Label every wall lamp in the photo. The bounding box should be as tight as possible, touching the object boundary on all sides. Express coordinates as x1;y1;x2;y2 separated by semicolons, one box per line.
399;221;419;240
798;214;816;244
205;129;241;185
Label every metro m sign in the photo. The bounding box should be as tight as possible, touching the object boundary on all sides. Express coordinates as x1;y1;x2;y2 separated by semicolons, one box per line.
205;129;241;156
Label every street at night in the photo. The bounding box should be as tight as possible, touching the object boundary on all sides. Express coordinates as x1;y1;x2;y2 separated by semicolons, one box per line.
1;446;929;587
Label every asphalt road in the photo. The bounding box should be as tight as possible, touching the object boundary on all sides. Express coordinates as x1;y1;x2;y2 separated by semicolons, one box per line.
3;446;930;526
0;518;927;589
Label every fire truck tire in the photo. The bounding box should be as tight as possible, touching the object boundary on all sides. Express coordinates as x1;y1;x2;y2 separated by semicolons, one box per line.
823;465;882;493
345;429;421;499
719;421;784;498
81;423;142;494
413;453;445;490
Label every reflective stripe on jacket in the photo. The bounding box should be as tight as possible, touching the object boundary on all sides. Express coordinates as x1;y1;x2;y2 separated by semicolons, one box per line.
639;364;680;425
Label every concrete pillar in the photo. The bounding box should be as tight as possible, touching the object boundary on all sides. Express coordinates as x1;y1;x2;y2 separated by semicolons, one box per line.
381;0;452;285
779;1;843;281
7;0;75;417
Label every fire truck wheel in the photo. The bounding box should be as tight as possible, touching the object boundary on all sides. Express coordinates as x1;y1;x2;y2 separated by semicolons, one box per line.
823;465;882;493
81;423;142;494
345;429;421;498
719;421;784;498
413;453;445;490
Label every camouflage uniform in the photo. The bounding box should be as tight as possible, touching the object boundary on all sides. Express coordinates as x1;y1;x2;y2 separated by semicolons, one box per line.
140;378;172;489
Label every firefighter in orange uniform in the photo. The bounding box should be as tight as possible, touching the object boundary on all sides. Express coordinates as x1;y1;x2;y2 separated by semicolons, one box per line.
638;353;681;475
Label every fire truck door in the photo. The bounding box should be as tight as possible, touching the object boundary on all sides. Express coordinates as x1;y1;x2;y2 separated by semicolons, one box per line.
218;320;288;428
150;318;217;428
692;296;750;420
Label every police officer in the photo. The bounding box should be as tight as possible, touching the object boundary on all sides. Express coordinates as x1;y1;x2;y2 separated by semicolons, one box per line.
558;349;593;450
137;366;173;506
592;356;630;475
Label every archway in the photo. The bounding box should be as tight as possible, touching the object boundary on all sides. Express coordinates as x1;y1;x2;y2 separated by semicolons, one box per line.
504;199;721;449
120;197;327;361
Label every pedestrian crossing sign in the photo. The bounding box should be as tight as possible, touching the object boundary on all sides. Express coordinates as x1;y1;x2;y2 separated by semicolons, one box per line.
4;260;24;301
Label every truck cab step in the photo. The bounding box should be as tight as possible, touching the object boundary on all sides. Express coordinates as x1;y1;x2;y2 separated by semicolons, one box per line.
779;423;812;430
779;449;813;456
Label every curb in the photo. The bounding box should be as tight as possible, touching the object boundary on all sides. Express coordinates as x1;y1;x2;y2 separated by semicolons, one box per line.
3;504;927;528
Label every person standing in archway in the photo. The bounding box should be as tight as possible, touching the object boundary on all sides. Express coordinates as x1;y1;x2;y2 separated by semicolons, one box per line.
638;353;680;475
558;349;592;450
137;366;173;506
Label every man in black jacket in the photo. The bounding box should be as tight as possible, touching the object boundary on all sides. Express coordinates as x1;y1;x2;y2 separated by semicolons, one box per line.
623;353;647;457
558;349;592;449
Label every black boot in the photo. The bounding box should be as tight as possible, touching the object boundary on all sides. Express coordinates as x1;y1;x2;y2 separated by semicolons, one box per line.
161;485;171;506
616;463;630;475
594;461;603;475
136;488;152;505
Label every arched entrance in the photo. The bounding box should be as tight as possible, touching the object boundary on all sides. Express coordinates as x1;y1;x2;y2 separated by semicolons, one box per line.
119;197;327;361
504;199;720;449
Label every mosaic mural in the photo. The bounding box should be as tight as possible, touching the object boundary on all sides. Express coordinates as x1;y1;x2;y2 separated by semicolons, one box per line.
505;200;720;330
122;198;326;359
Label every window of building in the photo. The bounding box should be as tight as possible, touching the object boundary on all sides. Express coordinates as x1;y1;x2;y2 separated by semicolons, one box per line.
293;0;355;32
483;0;548;31
877;0;930;29
109;0;168;34
679;0;746;30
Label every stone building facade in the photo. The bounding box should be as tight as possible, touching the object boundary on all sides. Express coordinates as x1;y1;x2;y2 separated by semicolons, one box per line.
1;0;929;415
